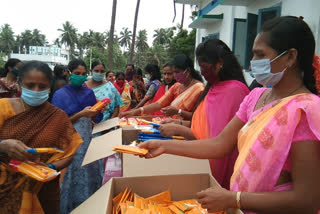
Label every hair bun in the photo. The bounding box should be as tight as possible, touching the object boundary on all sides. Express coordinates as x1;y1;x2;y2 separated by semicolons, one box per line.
299;16;304;20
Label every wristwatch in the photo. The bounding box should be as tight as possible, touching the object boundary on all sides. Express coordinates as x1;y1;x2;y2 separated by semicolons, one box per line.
178;109;182;116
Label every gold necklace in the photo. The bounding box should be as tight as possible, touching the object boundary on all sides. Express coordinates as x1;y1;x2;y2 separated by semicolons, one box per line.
263;84;304;107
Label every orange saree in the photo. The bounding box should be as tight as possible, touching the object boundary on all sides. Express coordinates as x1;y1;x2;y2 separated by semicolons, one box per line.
0;98;82;214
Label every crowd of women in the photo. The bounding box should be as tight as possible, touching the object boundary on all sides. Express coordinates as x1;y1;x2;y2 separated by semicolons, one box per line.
0;16;319;214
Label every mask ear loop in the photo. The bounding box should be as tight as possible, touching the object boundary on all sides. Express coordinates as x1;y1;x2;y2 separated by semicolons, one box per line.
270;50;288;63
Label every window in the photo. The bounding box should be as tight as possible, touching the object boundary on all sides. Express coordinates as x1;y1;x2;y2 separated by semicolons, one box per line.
202;33;220;42
232;19;246;67
243;5;281;69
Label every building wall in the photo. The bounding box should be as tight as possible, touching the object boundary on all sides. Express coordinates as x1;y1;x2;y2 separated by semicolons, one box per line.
193;0;320;84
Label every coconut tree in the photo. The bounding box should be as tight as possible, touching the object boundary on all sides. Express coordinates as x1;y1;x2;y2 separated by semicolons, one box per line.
0;24;15;55
153;28;174;47
129;0;141;63
20;30;33;54
119;27;132;52
136;29;149;52
58;21;78;59
31;29;46;46
108;0;118;72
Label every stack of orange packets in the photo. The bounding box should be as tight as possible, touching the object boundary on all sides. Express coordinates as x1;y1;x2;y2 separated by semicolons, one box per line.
112;144;148;156
112;189;218;214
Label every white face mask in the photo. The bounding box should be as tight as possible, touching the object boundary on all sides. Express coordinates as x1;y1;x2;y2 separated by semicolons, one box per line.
145;74;151;81
250;50;288;87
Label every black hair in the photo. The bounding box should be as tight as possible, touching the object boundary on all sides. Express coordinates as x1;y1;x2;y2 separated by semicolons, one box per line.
106;70;114;76
193;38;247;112
92;61;106;70
4;58;21;76
53;64;68;78
0;67;6;77
49;77;68;102
172;54;203;82
116;72;125;79
133;68;143;76
18;60;53;84
260;16;317;94
144;64;161;81
163;62;174;68
126;64;135;69
68;59;87;73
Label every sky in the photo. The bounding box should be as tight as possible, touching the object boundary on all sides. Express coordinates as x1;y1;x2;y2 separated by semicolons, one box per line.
1;0;194;45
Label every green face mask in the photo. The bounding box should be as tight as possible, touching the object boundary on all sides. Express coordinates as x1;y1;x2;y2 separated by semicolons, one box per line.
70;74;87;87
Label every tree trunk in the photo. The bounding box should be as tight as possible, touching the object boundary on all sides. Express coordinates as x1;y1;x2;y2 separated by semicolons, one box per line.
181;4;185;30
129;0;141;64
108;0;117;72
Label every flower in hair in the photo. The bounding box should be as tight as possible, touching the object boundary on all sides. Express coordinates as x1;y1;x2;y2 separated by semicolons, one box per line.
312;54;320;95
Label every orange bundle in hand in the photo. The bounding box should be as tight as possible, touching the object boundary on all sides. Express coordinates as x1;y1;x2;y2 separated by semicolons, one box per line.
112;145;148;156
9;159;60;182
91;98;111;111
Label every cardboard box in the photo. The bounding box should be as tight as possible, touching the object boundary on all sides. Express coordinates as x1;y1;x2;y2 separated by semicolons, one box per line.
71;173;243;214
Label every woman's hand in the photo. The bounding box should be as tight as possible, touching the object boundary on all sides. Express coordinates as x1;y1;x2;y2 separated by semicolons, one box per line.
159;124;178;137
119;109;140;118
197;186;236;213
81;106;99;118
0;139;32;161
160;118;179;125
160;106;178;116
138;140;166;159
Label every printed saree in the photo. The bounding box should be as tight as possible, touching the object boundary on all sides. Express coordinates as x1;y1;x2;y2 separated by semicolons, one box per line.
231;93;320;213
0;98;82;214
114;81;131;112
157;82;204;119
191;81;249;189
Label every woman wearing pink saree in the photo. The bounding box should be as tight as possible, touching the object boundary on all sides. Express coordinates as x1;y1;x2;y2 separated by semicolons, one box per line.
139;16;320;213
159;39;249;189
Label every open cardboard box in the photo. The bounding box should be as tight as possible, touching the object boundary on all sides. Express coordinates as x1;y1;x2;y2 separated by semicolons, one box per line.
71;173;243;214
84;118;210;177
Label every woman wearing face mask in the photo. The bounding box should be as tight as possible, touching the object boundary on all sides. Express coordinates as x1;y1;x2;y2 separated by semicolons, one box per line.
84;61;123;121
120;54;204;119
0;58;22;98
151;62;177;116
132;64;161;109
114;72;132;112
0;61;82;214
139;16;320;213
51;59;104;214
159;39;249;189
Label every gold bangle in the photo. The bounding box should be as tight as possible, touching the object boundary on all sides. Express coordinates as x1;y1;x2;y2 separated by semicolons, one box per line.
140;107;144;114
236;191;242;209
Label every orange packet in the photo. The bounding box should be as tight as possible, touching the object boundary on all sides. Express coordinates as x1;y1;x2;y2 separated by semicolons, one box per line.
169;204;184;214
113;145;148;156
173;202;189;212
113;192;124;205
146;190;171;203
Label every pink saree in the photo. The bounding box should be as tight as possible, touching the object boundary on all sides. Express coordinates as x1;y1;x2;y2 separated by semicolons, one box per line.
231;93;320;213
192;80;249;189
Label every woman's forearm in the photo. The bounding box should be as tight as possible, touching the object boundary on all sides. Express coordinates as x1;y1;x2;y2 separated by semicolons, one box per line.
180;110;193;120
69;111;84;123
161;137;235;159
240;190;316;214
51;156;73;171
143;103;162;114
174;126;196;140
135;97;150;108
111;106;120;118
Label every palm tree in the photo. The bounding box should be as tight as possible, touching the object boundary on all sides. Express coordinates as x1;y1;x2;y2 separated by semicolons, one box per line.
119;27;132;52
58;21;78;59
108;0;118;72
31;29;46;46
0;24;15;55
153;28;174;46
129;0;141;63
54;38;61;47
136;30;149;51
181;4;185;29
91;32;106;50
20;30;33;54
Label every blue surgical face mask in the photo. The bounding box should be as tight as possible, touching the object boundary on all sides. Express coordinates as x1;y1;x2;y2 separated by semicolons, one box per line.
21;87;49;107
250;51;288;87
92;72;105;82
